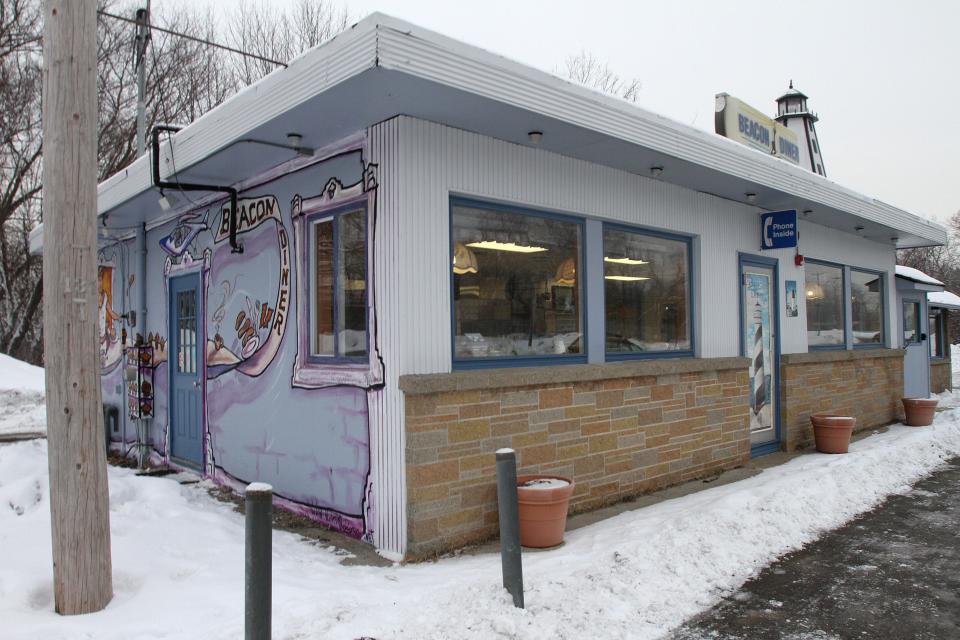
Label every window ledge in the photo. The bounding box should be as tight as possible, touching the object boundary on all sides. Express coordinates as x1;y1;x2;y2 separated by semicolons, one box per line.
781;348;903;365
399;356;749;395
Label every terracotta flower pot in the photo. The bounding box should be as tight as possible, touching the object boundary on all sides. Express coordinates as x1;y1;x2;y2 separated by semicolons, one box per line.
901;398;938;427
516;474;574;548
810;413;855;454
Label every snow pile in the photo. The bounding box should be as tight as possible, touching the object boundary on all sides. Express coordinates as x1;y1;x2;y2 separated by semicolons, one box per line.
2;399;960;639
895;265;943;286
0;354;45;437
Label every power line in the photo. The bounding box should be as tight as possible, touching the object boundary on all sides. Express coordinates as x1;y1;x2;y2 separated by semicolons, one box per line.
96;9;288;69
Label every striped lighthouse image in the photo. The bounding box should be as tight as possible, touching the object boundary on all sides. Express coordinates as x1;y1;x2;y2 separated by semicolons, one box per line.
751;300;766;416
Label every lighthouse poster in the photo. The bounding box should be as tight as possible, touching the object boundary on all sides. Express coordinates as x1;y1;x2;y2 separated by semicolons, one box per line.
744;273;773;433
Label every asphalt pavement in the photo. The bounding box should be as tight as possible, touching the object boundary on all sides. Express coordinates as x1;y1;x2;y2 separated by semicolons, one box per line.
672;458;960;640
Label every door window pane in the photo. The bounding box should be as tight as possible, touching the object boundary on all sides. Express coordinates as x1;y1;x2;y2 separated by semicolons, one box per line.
176;289;196;374
850;270;883;345
603;227;690;353
805;262;844;346
451;203;582;359
903;302;919;343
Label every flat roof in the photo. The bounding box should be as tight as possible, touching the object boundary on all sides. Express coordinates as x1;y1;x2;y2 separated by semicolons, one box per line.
86;12;946;249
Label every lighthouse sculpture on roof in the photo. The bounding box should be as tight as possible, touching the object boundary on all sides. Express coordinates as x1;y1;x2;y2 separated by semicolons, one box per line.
775;81;827;177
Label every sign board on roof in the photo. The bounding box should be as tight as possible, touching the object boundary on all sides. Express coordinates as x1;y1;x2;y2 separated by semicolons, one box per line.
715;94;800;165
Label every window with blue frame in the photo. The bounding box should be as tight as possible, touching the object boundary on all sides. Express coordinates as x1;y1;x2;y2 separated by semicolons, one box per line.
603;225;691;355
805;260;844;347
309;206;367;360
850;269;884;346
451;200;583;362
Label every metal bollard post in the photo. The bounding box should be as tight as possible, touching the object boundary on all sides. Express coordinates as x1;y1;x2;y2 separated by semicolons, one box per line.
495;448;524;608
245;482;273;640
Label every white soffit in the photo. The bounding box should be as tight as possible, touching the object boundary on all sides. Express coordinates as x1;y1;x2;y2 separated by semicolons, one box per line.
96;12;947;248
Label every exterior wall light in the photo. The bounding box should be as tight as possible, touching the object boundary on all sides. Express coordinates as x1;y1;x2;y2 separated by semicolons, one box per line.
745;193;757;204
650;166;663;178
527;131;543;145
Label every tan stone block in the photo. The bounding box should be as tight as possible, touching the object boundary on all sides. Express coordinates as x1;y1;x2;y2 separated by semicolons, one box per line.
512;430;549;448
449;418;491;443
651;384;674;401
540;387;574;409
557;440;590;460
565;404;602;419
459;402;501;419
409;460;460;486
548;419;582;437
583;420;612;436
588;432;618;454
596;389;625;409
491;418;531;437
520;443;558;466
411;484;450;503
439;507;483;531
574;453;605;475
458;484;497;508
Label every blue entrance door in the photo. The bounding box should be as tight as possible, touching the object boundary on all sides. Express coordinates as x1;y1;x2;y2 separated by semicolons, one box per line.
169;274;203;468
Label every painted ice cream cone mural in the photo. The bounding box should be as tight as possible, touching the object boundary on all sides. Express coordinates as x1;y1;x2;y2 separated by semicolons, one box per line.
98;264;124;370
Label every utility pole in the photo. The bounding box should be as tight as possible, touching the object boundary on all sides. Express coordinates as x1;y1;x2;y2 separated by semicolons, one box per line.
42;0;113;615
134;2;151;157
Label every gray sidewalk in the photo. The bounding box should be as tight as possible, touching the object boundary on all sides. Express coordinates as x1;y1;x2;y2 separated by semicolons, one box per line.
672;457;960;640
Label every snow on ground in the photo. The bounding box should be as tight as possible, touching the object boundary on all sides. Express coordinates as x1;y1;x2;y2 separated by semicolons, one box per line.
0;354;45;436
3;364;960;639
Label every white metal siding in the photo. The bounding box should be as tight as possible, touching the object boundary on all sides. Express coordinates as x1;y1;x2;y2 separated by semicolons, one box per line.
367;119;406;557
395;116;898;374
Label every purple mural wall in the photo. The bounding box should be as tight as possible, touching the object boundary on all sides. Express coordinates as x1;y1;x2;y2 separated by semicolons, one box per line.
98;139;382;542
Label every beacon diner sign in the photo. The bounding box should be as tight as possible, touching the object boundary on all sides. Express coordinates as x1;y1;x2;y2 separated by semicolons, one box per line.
760;209;797;250
715;93;800;165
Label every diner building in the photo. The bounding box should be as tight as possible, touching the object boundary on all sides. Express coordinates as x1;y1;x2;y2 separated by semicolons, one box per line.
34;14;948;559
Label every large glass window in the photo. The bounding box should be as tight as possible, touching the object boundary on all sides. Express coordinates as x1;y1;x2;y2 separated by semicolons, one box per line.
850;269;883;345
805;261;844;347
451;201;583;361
603;226;691;354
309;206;367;359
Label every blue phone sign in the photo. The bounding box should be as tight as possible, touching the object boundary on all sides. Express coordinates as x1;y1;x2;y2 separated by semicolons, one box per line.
760;210;797;250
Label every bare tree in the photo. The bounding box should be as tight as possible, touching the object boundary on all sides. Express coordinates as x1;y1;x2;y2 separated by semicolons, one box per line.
0;0;349;364
226;0;348;85
0;0;43;362
561;50;641;103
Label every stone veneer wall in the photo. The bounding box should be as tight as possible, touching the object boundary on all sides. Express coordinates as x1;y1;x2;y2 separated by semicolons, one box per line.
780;349;904;451
931;360;952;394
399;357;751;559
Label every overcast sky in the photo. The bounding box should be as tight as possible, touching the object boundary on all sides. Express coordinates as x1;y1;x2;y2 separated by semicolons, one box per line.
199;0;959;222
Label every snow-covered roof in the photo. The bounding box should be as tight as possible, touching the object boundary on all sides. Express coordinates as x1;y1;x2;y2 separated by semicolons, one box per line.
68;12;946;250
896;265;944;286
928;290;960;310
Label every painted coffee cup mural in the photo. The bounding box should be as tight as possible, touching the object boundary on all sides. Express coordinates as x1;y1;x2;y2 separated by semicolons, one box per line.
207;196;291;379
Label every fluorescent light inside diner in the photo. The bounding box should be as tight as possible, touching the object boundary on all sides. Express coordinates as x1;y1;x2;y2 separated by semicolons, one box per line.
605;275;650;282
466;240;547;253
604;256;648;265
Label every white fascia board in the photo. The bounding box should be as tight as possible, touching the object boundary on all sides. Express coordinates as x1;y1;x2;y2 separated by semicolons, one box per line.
372;16;946;246
96;16;380;215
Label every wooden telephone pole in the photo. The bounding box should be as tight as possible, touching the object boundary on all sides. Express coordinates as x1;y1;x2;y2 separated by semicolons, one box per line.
41;0;113;614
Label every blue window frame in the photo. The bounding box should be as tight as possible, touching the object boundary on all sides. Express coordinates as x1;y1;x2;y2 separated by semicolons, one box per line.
850;267;886;348
306;202;368;364
449;197;587;369
805;259;846;350
602;222;694;360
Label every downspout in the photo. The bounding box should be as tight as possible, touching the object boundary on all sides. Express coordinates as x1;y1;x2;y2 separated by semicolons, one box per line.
151;125;243;253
